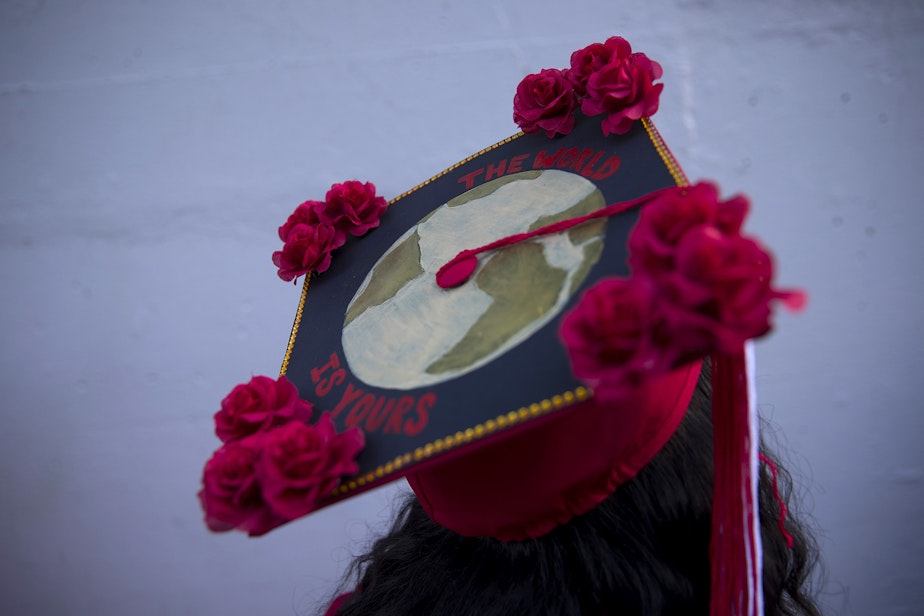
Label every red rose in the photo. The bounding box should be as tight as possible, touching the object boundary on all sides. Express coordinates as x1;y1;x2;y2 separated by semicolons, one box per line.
272;182;386;283
661;226;781;354
214;375;314;443
581;52;664;136
271;222;339;281
277;200;324;242
198;436;284;536
628;183;749;277
259;414;364;521
318;181;388;241
560;277;668;399
567;36;633;97
513;68;579;138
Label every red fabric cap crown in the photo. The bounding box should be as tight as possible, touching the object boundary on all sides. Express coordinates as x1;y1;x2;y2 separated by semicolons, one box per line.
408;361;701;541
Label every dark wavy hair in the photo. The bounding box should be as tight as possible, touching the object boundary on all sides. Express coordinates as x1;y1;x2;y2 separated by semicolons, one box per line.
327;363;822;615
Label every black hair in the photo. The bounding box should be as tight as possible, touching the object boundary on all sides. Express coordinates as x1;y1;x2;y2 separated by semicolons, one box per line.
326;363;822;615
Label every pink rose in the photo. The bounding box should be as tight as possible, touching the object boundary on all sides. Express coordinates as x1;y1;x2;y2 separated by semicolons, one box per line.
259;414;364;521
560;277;667;399
513;68;579;138
214;375;314;443
198;436;284;536
272;182;387;283
628;183;749;277
581;52;664;136
318;181;388;241
567;36;633;97
271;221;339;281
661;227;782;354
277;200;324;242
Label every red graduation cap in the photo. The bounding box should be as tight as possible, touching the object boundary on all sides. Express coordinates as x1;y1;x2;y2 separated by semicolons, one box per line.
199;36;804;616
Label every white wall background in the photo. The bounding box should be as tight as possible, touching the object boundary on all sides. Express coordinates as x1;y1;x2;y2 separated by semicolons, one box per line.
1;1;921;614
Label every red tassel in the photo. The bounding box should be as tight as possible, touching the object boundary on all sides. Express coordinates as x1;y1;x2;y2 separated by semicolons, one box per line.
435;189;669;288
710;349;762;616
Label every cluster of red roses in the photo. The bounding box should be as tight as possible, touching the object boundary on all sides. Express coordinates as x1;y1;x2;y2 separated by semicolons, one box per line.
513;36;664;139
273;181;388;282
198;375;364;536
560;182;805;400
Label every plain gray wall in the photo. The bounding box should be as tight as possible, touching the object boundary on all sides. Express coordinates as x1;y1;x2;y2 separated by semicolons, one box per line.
1;1;922;614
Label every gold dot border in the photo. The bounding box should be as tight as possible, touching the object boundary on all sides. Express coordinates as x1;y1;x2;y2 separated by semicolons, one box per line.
279;273;311;376
332;385;592;496
641;117;689;188
389;132;525;204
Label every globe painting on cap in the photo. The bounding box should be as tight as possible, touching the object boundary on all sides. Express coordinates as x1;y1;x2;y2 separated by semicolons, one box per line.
342;169;608;390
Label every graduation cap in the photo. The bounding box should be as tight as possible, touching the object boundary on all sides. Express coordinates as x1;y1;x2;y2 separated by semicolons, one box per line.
199;37;804;616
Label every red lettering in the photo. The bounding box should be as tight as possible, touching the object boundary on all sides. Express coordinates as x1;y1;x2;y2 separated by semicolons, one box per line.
580;151;604;177
484;159;507;181
385;396;415;434
365;397;395;432
315;368;345;397
556;148;580;169
458;168;484;189
310;352;340;383
569;149;595;173
508;153;528;174
533;148;564;169
330;382;364;419
404;392;436;436
345;393;376;428
591;155;621;180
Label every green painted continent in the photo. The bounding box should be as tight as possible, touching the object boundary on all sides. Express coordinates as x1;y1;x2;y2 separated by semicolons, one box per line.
344;229;423;328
